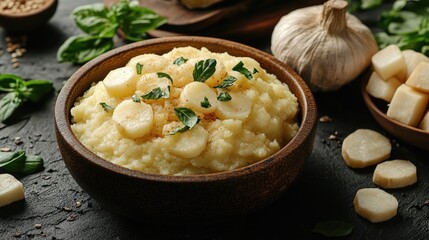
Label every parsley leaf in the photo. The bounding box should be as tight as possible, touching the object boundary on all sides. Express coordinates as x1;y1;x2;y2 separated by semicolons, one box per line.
171;107;199;134
157;72;173;83
132;93;141;102
141;87;170;100
233;61;253;80
193;59;217;82
201;97;211;108
173;56;188;66
214;76;236;88
217;92;232;101
136;63;143;74
100;102;115;112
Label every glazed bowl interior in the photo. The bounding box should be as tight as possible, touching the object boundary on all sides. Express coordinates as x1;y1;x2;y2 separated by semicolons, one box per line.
55;36;317;220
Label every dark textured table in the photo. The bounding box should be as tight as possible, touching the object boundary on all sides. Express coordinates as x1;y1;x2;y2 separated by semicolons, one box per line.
1;1;428;239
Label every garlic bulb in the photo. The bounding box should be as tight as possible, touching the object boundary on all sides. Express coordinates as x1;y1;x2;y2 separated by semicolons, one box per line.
271;0;378;92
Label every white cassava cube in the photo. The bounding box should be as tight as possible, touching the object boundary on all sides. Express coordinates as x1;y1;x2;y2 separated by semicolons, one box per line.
0;174;25;207
419;111;429;131
403;49;429;79
353;188;398;223
372;45;406;81
406;62;429;94
366;71;401;102
387;84;429;127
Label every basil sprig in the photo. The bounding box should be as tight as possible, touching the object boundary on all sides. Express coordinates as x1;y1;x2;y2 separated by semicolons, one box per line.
233;61;253;80
200;97;211;108
214;76;236;88
157;72;173;83
171;107;199;134
173;57;188;66
0;74;53;123
57;0;166;64
217;92;232;101
193;59;217;82
100;102;115;112
141;87;170;100
0;151;44;176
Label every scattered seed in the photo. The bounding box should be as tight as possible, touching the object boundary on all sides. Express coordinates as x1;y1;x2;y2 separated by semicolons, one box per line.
328;135;337;140
42;175;51;180
75;201;81;208
13;232;21;238
14;137;23;145
66;215;77;221
63;206;72;212
319;115;333;123
424;200;429;206
12;63;20;68
0;147;11;152
34;223;42;229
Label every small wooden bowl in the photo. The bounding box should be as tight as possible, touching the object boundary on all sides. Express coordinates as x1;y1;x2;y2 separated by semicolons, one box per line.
54;36;317;221
0;0;58;32
361;73;429;151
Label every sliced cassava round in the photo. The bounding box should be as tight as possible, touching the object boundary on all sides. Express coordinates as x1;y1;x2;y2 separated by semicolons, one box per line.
373;160;417;189
342;129;391;168
353;188;398;223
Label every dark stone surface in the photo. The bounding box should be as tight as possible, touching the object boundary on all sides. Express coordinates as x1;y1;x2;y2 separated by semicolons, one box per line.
0;1;428;239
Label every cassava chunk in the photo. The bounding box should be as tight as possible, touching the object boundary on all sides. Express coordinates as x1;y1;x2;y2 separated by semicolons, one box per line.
0;174;25;207
372;44;406;81
342;129;391;168
419;111;429;131
353;188;398;223
405;62;429;94
402;49;429;79
387;84;429;127
366;71;401;102
373;160;417;189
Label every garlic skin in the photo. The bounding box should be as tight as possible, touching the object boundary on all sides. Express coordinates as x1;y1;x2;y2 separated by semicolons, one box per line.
271;0;378;92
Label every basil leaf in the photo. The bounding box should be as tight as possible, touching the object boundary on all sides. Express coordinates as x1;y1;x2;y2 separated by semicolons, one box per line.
100;102;115;112
217;92;232;101
200;97;211;108
193;59;217;82
311;221;353;237
132;93;141;102
360;0;384;10
157;72;173;83
233;61;253;80
1;151;26;173
19;155;44;175
136;63;143;74
0;92;23;123
72;3;118;38
141;87;170;100
173;57;188;66
173;107;199;132
19;80;53;102
0;74;24;92
57;35;114;64
0;151;25;168
214;76;236;88
253;68;259;74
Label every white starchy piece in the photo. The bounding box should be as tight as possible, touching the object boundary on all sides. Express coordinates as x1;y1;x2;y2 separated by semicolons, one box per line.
342;129;391;168
180;0;224;9
103;66;139;98
169;125;209;158
112;99;154;139
126;54;169;74
373;160;417;189
215;91;252;120
419;111;429;131
136;73;172;96
372;44;406;81
0;174;25;207
366;71;401;102
402;49;429;79
387;84;429;127
353;188;398;223
405;62;429;94
180;82;218;113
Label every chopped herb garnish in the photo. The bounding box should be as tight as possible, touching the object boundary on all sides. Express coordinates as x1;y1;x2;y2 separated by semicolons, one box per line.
100;102;115;112
253;68;259;74
217;92;232;101
193;59;217;82
171;107;199;134
157;72;173;83
136;63;143;74
200;97;211;108
141;87;170;100
311;221;353;237
233;61;253;80
132;93;141;102
214;76;236;88
173;56;188;66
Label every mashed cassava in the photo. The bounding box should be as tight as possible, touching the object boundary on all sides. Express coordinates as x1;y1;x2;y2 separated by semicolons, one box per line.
71;47;299;175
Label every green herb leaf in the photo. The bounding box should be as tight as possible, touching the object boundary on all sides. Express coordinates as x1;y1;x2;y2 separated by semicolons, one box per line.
193;59;217;82
136;63;143;74
100;102;115;112
217;92;232;101
172;107;199;133
157;72;173;83
72;3;118;38
141;87;170;100
1;151;26;174
57;35;114;64
0;151;44;175
0;151;25;168
233;61;253;80
19;155;44;175
132;93;141;102
253;68;259;74
200;97;211;108
311;221;353;237
214;76;236;88
173;56;188;66
0;92;23;123
0;74;24;92
19;80;53;102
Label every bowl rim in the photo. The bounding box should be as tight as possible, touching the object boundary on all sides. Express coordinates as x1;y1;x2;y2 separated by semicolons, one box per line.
55;36;317;183
361;71;429;136
0;0;57;17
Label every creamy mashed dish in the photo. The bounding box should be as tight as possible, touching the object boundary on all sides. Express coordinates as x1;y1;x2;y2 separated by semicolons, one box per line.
71;47;299;175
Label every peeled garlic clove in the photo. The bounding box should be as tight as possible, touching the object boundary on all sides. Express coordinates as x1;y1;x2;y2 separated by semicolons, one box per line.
271;0;378;92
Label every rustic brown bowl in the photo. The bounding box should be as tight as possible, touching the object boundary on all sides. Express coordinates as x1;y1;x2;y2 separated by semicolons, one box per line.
0;0;58;32
361;73;429;151
54;36;317;221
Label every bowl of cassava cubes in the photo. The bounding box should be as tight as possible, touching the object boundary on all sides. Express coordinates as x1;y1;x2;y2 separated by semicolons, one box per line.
362;44;429;151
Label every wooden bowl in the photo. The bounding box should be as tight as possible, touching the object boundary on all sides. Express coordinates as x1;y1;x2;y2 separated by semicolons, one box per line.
54;36;317;221
0;0;58;32
361;73;429;151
